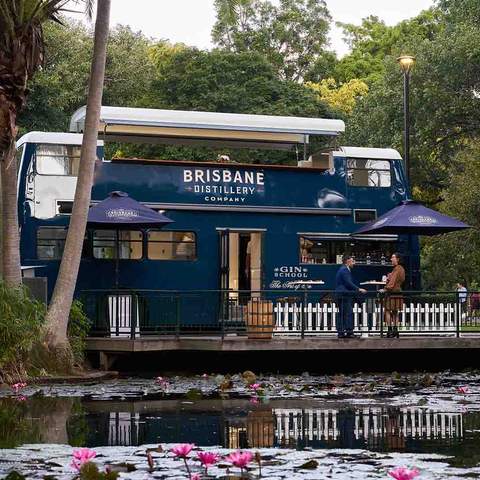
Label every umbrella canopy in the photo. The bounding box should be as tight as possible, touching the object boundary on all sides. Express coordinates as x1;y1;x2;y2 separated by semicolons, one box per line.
88;191;173;289
88;191;173;227
354;200;470;236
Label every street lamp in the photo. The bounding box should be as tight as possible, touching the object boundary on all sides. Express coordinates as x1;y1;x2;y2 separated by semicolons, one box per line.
397;55;415;184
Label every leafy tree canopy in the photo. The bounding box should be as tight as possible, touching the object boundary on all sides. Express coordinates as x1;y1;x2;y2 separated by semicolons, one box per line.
212;0;332;81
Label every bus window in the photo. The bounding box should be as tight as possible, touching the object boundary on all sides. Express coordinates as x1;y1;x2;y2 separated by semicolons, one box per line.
148;231;196;260
37;227;67;259
37;227;88;259
347;158;391;187
93;230;143;259
299;236;394;265
35;144;81;176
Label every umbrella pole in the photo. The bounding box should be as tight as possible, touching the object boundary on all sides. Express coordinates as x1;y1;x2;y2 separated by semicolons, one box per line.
115;229;120;289
408;234;413;290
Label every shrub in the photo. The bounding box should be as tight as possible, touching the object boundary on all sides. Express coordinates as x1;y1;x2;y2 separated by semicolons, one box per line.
68;300;91;366
0;282;45;378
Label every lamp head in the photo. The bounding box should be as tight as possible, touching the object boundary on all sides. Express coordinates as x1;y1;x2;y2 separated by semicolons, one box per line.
397;55;416;74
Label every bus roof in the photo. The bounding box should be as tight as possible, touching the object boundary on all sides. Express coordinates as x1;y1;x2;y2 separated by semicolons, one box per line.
69;106;345;150
16;131;104;148
334;146;402;160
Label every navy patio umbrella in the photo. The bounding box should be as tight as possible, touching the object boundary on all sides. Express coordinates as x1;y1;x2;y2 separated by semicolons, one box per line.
354;200;470;287
88;191;173;287
354;200;470;236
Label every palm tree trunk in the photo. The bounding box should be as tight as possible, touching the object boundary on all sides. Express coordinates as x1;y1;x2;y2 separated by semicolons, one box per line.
45;0;111;349
1;141;22;287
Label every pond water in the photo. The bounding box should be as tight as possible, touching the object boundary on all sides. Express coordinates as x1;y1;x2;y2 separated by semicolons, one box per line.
2;372;480;478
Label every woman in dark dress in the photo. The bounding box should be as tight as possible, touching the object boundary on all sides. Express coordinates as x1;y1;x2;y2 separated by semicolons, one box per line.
381;253;406;338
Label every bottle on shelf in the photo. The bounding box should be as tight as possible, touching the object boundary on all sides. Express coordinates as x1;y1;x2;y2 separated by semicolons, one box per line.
380;253;386;265
366;252;371;265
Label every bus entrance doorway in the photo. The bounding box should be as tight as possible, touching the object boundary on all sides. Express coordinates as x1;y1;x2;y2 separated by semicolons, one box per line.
219;230;263;302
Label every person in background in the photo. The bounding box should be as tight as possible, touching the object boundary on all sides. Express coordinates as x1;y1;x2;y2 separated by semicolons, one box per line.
456;281;468;315
335;255;367;338
381;253;406;338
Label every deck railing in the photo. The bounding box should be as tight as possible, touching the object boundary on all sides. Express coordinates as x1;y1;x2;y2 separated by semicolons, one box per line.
80;289;480;339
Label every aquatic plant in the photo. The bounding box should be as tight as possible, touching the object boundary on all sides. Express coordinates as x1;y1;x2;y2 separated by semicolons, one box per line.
71;447;97;472
388;466;420;480
249;383;261;391
155;376;169;390
171;443;195;477
171;443;195;458
197;451;220;474
457;386;469;394
11;383;27;394
226;451;254;475
255;451;262;476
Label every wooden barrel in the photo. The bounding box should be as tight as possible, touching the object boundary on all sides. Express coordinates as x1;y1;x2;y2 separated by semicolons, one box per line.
246;299;274;339
247;410;275;447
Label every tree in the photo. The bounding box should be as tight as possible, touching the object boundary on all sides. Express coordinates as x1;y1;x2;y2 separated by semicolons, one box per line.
334;9;443;84
422;143;480;289
45;0;111;352
306;78;368;115
212;0;332;81
344;0;480;200
18;21;156;135
0;1;94;287
134;46;334;164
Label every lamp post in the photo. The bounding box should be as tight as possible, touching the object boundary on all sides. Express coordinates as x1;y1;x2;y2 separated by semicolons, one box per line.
397;55;415;183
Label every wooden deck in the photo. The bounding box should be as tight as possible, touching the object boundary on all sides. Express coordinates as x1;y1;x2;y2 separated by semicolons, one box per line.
87;335;480;353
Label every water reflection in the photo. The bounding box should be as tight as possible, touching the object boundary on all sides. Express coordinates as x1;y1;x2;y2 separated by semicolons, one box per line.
0;397;476;461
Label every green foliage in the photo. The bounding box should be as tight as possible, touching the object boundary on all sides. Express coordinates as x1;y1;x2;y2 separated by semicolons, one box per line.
306;78;369;115
80;462;119;480
334;9;443;84
68;300;91;366
421;143;480;289
18;20;157;135
212;0;332;81
0;399;42;449
0;283;90;377
0;282;45;373
128;46;334;164
344;0;480;198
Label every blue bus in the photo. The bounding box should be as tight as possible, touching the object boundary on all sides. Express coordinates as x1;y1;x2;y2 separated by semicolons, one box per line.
16;107;419;331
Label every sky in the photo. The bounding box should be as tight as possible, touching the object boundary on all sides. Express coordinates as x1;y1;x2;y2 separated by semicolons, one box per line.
68;0;434;57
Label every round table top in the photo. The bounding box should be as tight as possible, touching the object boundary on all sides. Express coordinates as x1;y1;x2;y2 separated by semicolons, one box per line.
360;280;387;285
290;280;325;285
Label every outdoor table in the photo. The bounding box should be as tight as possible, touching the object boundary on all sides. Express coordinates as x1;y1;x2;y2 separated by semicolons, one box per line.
290;280;325;288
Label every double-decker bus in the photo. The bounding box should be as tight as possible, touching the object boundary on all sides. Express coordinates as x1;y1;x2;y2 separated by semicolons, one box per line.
16;107;419;327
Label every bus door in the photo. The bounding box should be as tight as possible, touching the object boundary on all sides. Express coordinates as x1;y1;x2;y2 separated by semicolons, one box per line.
218;229;264;324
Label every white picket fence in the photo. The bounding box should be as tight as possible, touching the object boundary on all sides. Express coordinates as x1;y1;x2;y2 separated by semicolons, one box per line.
274;407;463;443
108;295;140;337
273;301;459;336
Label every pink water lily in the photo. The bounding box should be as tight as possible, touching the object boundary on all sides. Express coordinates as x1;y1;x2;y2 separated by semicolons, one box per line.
70;448;97;472
197;451;220;472
249;383;261;391
388;466;420;480
171;443;195;458
226;451;254;470
457;386;469;394
11;382;27;394
191;474;201;480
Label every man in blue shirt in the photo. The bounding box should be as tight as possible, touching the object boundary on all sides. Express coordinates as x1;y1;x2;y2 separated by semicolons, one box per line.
335;255;366;338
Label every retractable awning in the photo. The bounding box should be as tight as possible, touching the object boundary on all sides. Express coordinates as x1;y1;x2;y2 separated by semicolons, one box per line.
69;106;345;150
